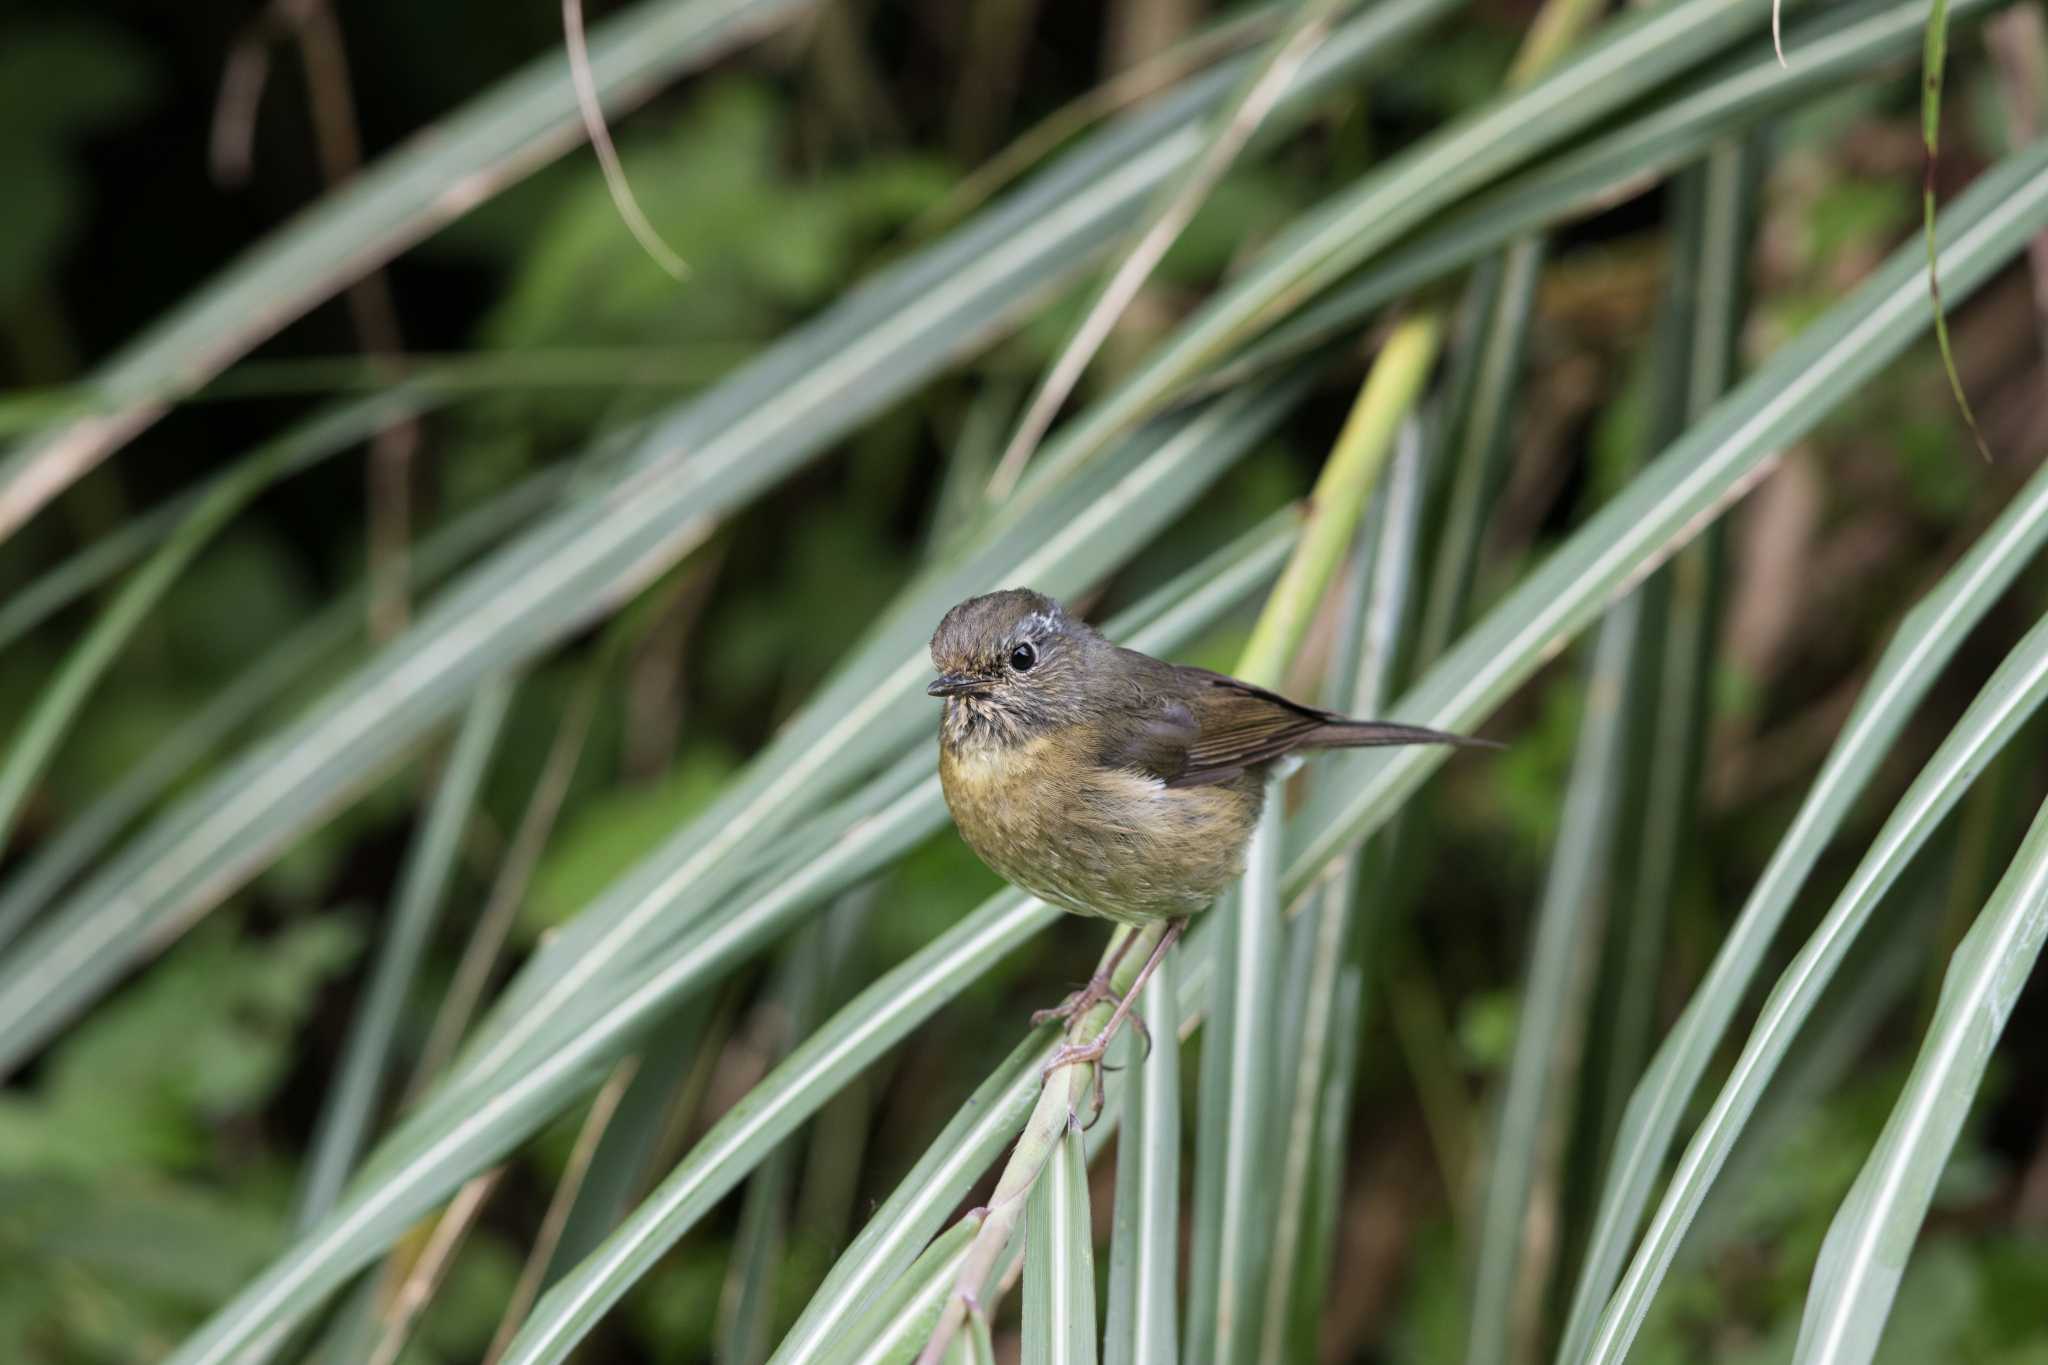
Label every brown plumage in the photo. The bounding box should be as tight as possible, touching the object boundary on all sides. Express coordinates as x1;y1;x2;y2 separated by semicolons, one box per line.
929;588;1488;924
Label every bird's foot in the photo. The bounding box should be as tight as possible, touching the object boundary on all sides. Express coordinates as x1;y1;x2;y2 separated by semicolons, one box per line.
1031;978;1152;1055
1030;974;1119;1029
1040;1019;1148;1128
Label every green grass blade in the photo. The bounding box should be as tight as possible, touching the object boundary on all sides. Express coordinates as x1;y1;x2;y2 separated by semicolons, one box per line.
720;921;844;1365
1186;779;1286;1365
0;0;816;544
496;893;1057;1365
1415;239;1543;671
541;994;715;1287
1222;0;1999;396
1554;303;2048;1365
1284;137;2048;893
1466;597;1638;1365
1791;796;2048;1363
771;1033;1058;1365
1583;606;2048;1364
0;392;430;858
1273;426;1427;1360
0;460;566;948
818;1217;983;1365
294;681;513;1231
1015;0;1781;501
1102;944;1181;1365
1023;1122;1097;1365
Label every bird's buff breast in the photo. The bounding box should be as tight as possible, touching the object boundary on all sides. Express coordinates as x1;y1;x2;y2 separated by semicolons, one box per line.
938;730;1256;923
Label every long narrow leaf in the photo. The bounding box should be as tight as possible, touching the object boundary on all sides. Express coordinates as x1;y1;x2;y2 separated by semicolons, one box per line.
1553;242;2048;1365
295;681;513;1229
1583;604;2048;1363
1023;1122;1097;1365
1792;798;2048;1363
0;461;567;946
1467;598;1637;1365
0;392;431;856
1187;778;1284;1365
1285;138;2048;891
1102;947;1180;1365
0;0;816;544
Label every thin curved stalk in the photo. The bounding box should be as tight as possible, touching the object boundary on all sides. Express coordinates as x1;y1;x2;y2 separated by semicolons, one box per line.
986;0;1353;498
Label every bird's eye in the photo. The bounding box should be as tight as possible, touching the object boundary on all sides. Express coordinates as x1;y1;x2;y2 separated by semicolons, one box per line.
1009;642;1037;672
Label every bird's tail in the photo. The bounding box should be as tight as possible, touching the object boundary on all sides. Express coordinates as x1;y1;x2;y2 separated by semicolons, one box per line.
1305;719;1500;751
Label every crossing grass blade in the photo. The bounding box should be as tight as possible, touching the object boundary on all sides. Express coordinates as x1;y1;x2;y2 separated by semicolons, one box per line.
1184;785;1285;1365
0;0;820;545
1792;794;2048;1364
1553;339;2048;1365
1284;136;2048;891
294;681;513;1231
1466;593;1638;1365
0;460;568;948
817;1218;983;1365
0;391;433;858
1581;602;2048;1364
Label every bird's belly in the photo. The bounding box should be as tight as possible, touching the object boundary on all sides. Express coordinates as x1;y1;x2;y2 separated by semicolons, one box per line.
940;738;1258;923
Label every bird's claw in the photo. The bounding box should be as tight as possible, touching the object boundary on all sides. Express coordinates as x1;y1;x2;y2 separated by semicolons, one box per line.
1030;974;1120;1029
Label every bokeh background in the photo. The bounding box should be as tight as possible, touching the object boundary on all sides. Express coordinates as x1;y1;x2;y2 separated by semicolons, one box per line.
4;0;2048;1361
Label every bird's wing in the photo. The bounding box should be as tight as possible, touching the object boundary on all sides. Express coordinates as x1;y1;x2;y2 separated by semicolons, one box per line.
1171;668;1335;787
1098;665;1333;789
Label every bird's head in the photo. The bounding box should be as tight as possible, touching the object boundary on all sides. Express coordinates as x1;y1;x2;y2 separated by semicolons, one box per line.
928;588;1094;746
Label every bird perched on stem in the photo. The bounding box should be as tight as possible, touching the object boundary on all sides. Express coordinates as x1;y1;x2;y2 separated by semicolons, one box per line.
929;587;1491;1084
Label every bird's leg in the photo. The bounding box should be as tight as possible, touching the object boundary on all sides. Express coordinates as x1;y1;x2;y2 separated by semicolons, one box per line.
1029;923;1144;1029
1041;918;1185;1102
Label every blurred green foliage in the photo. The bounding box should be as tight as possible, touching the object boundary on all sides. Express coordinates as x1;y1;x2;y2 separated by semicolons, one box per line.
3;0;2047;1361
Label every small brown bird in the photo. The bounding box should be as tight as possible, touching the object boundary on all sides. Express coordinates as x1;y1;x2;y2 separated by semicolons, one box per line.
929;588;1488;1077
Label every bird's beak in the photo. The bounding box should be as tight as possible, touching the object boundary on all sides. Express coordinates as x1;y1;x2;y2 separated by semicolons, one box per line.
927;673;987;698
